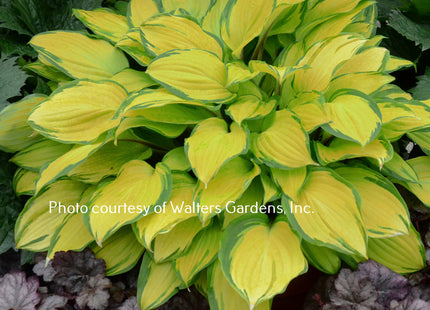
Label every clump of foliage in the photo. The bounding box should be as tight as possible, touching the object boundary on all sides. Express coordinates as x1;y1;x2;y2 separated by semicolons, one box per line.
1;0;430;309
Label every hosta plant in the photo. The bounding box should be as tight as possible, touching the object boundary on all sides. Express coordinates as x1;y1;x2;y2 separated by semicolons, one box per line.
1;0;430;309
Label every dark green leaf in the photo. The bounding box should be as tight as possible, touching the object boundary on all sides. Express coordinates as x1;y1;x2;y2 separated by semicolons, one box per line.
388;10;430;51
411;68;430;100
376;0;407;20
0;54;28;110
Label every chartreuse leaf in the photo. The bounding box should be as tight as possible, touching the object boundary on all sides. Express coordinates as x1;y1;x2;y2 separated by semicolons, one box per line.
162;0;212;21
194;157;260;224
322;92;382;146
73;8;129;43
15;180;87;251
116;29;152;66
0;95;46;152
25;61;72;83
250;110;315;169
368;225;426;274
152;217;203;263
221;0;275;57
260;168;281;204
28;80;127;144
13;169;38;196
186;118;247;185
68;140;151;184
375;152;419;183
264;1;304;37
195;271;208;297
47;186;96;259
175;221;222;286
208;261;271;310
402;156;430;206
30;31;128;80
86;160;171;244
290;100;330;132
249;61;308;84
128;0;159;27
147;49;235;103
283;167;367;257
334;47;389;76
408;130;430;155
162;148;191;172
10;139;72;171
111;68;156;93
225;61;258;87
272;166;307;201
115;117;187;139
226;96;276;125
315;138;393;167
133;173;196;250
335;166;409;238
137;252;182;310
140;15;223;59
92;226;144;276
301;240;341;274
293;35;365;92
35;138;107;193
219;214;307;308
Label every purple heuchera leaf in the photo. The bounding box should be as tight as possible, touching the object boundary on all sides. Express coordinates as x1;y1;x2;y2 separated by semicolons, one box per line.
38;294;68;310
390;296;430;310
33;259;56;282
0;271;40;310
52;248;105;294
324;268;383;310
119;297;140;310
75;274;111;310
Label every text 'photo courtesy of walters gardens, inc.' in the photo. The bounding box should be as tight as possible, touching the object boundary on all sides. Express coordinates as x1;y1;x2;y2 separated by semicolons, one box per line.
48;200;315;216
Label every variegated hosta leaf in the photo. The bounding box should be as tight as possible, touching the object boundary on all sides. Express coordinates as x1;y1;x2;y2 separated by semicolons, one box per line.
221;0;275;57
376;152;419;183
315;137;393;167
202;0;229;38
322;92;382;146
185;118;248;185
115;117;187;139
207;261;271;310
25;61;72;82
127;0;159;27
111;68;156;93
10;139;72;171
301;240;341;274
272;166;307;202
260;168;281;204
334;46;389;76
116;29;152;66
147;49;235;103
408;130;430;156
86;160;171;244
68;140;152;184
73;8;129;43
28;80;127;144
162;147;191;172
250;110;315;169
133;173;196;250
92;226;144;276
293;35;365;92
194;157;260;224
368;225;426;274
30;31;128;80
219;214;307;308
152;217;203;263
140;15;223;59
264;2;304;37
335;166;410;238
13;169;38;196
137;253;181;310
249;60;308;84
35;137;107;193
290;100;330;132
15;180;88;251
226;96;276;125
402;156;430;206
283;167;367;257
226;61;258;87
175;222;222;286
162;0;213;21
0;95;46;152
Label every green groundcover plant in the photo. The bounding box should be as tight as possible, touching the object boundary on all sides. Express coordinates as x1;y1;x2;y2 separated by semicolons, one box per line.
1;0;430;309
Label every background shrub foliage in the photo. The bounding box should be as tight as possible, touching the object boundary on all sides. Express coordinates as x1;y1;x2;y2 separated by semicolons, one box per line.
1;0;430;309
